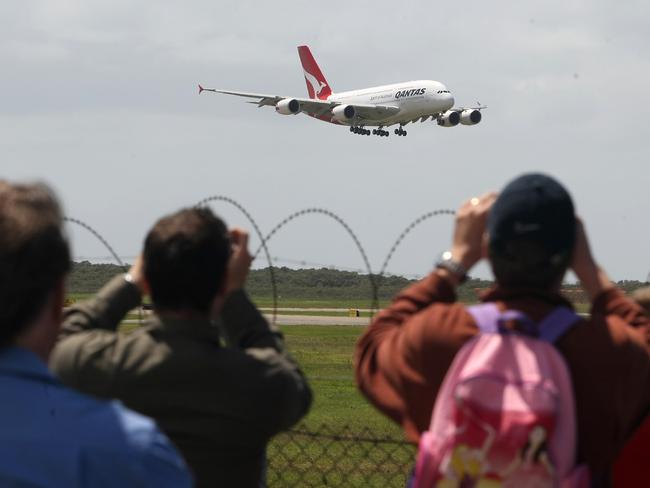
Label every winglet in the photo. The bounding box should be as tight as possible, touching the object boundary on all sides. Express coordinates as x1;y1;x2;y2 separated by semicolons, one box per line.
198;84;217;95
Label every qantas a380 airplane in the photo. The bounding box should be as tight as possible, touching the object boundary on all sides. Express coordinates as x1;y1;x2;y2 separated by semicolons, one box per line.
199;45;485;137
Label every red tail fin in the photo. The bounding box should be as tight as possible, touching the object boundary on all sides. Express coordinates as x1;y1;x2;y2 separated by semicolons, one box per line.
297;45;332;100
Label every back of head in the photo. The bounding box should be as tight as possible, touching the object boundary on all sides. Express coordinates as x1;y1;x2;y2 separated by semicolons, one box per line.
144;207;230;315
0;181;70;346
488;173;576;290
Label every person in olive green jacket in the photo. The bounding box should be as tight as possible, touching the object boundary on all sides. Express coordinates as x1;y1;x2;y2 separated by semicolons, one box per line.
51;207;312;488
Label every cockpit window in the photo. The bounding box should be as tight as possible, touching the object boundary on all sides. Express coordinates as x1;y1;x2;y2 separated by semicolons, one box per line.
436;90;451;94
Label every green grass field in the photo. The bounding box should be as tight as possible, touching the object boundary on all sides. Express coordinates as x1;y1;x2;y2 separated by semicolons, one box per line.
280;324;400;435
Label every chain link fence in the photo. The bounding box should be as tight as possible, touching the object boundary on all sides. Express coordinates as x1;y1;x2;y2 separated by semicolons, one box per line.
267;423;416;487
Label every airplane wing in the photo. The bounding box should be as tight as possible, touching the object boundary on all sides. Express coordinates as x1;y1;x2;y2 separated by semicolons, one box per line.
202;88;284;107
199;85;400;120
450;104;488;112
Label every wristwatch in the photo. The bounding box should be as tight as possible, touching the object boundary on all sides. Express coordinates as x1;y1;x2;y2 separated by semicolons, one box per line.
435;251;468;283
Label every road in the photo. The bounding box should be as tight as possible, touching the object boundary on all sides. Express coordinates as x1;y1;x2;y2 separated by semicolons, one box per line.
263;314;370;326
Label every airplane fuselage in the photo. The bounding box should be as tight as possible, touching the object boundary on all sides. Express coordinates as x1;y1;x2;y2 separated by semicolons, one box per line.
326;80;454;127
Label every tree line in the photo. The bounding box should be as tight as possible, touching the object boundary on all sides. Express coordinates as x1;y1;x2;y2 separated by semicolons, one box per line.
67;261;647;303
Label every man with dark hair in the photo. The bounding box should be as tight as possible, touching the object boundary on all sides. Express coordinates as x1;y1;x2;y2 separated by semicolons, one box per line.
0;181;191;487
355;173;650;485
51;207;312;487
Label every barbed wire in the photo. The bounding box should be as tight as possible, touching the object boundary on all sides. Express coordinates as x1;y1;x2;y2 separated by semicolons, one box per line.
64;200;457;322
379;209;456;278
257;256;425;280
64;217;126;269
252;208;379;312
64;217;144;326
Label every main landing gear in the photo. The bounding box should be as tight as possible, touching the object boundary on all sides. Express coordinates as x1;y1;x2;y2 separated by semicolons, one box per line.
394;126;408;137
350;125;389;137
350;126;371;136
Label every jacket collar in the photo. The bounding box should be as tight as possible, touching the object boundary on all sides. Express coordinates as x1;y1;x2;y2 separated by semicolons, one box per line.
147;314;222;343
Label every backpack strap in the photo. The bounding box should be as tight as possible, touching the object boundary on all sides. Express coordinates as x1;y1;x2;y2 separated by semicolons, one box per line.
466;302;500;333
468;303;581;343
536;306;581;343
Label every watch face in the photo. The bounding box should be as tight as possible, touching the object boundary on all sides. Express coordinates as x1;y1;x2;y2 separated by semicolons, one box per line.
435;255;468;284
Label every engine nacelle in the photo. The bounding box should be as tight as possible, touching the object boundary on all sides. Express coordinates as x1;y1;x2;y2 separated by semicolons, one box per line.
331;105;356;123
275;98;300;115
460;109;482;125
437;110;460;127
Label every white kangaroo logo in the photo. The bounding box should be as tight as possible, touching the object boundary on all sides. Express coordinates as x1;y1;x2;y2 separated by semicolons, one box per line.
303;69;327;99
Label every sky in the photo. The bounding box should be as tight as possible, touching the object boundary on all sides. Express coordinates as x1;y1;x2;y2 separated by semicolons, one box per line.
2;0;649;281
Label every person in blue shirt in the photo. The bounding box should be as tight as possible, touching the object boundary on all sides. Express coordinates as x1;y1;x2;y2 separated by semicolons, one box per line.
0;180;193;488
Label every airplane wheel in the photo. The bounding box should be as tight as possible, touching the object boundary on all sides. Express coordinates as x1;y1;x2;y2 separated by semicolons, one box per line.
350;126;354;132
394;129;398;134
404;131;407;136
372;129;376;135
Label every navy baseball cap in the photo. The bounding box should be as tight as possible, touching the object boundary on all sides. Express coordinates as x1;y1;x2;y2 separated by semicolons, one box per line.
488;173;576;261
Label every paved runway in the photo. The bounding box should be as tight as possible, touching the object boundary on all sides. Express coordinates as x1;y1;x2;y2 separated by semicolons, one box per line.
263;314;370;326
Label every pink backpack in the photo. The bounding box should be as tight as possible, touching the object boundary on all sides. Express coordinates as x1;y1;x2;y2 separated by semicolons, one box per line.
412;303;590;488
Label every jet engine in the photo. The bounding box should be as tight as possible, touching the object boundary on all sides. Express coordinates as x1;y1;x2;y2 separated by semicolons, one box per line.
275;98;300;115
460;109;482;125
437;110;460;127
331;105;356;122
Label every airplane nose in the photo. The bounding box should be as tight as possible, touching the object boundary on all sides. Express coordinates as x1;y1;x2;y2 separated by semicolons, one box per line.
447;94;455;108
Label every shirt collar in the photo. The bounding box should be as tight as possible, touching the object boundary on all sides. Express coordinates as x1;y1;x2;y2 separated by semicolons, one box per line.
0;346;58;383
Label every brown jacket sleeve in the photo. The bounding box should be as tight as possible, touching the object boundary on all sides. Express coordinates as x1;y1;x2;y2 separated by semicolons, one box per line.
354;272;477;442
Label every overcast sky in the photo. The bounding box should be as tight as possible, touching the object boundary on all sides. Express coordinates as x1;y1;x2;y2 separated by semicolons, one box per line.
2;1;649;281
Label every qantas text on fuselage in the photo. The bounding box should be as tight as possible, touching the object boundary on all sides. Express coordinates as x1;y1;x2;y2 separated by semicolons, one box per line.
198;45;486;137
